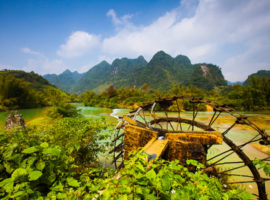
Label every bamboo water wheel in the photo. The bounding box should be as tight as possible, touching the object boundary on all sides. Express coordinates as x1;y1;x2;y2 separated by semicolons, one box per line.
110;96;270;199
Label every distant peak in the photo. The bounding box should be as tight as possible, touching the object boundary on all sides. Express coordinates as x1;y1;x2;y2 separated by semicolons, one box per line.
174;54;191;65
99;60;110;65
62;69;71;74
155;50;168;56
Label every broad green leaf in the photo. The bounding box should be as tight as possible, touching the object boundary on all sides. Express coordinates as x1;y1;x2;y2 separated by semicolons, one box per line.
3;162;14;174
146;169;156;181
28;170;43;181
0;178;14;193
43;148;61;157
67;177;80;187
11;168;28;181
36;160;46;171
0;178;13;187
75;143;80;151
13;191;25;198
68;146;74;154
40;142;49;148
22;146;39;154
3;181;14;193
57;192;67;199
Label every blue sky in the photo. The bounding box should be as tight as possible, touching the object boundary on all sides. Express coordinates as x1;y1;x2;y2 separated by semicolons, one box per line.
0;0;270;81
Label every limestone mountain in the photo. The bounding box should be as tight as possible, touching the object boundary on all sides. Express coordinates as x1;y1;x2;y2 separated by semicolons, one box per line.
244;70;270;85
72;56;147;93
44;69;83;92
187;64;227;90
43;51;227;93
72;61;111;93
133;51;195;90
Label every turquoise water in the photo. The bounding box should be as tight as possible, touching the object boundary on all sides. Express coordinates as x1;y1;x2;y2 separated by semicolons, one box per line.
77;105;112;118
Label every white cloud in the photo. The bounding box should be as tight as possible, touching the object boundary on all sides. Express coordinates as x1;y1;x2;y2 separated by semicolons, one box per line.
107;9;133;27
25;57;66;75
20;47;67;74
57;31;100;58
0;64;20;71
17;0;270;80
101;0;270;81
21;47;42;56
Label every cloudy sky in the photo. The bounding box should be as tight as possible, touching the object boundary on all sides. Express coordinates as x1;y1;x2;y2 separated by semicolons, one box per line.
0;0;270;81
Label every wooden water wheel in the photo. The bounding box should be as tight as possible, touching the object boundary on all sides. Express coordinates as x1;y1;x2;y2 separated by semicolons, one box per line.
110;96;270;199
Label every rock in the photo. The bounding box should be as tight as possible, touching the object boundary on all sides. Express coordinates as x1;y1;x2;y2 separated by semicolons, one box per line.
5;111;26;129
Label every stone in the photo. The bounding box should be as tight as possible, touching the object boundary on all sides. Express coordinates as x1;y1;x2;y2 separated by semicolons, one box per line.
5;111;26;129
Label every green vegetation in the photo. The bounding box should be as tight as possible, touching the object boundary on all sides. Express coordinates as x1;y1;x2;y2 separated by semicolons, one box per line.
0;121;254;200
212;76;270;111
0;117;109;199
0;70;71;111
81;75;270;111
43;70;83;92
98;153;253;199
44;51;227;93
244;70;270;85
187;64;227;90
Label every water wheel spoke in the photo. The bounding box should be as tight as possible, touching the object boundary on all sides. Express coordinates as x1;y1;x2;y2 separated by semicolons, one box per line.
112;133;124;143
209;151;235;166
224;174;255;178
109;142;124;153
207;148;234;162
222;122;237;136
227;180;260;184
175;99;182;131
164;111;174;131
213;161;244;166
208;111;222;128
112;151;124;164
219;165;246;174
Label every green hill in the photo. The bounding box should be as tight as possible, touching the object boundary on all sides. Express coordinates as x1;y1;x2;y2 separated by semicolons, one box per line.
187;64;227;90
44;69;83;92
244;70;270;85
0;70;69;110
44;51;227;93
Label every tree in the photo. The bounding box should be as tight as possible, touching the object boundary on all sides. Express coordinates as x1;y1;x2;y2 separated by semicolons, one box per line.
107;85;117;98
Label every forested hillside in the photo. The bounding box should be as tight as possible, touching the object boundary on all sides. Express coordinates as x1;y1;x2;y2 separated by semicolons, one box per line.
244;70;270;85
44;70;83;92
44;51;227;93
0;70;70;110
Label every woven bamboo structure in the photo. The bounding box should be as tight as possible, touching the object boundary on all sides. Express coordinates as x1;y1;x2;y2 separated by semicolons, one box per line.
110;96;270;200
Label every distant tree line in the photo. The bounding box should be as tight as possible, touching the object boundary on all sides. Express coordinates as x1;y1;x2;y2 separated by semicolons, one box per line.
80;76;270;111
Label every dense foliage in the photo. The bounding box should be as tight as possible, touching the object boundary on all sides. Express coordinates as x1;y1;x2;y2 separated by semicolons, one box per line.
81;84;205;109
0;117;109;199
96;152;254;200
81;76;270;111
0;124;255;200
244;70;270;85
212;76;270;110
0;70;71;111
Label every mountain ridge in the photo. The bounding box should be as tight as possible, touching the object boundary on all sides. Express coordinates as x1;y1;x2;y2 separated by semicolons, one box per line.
43;51;227;93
